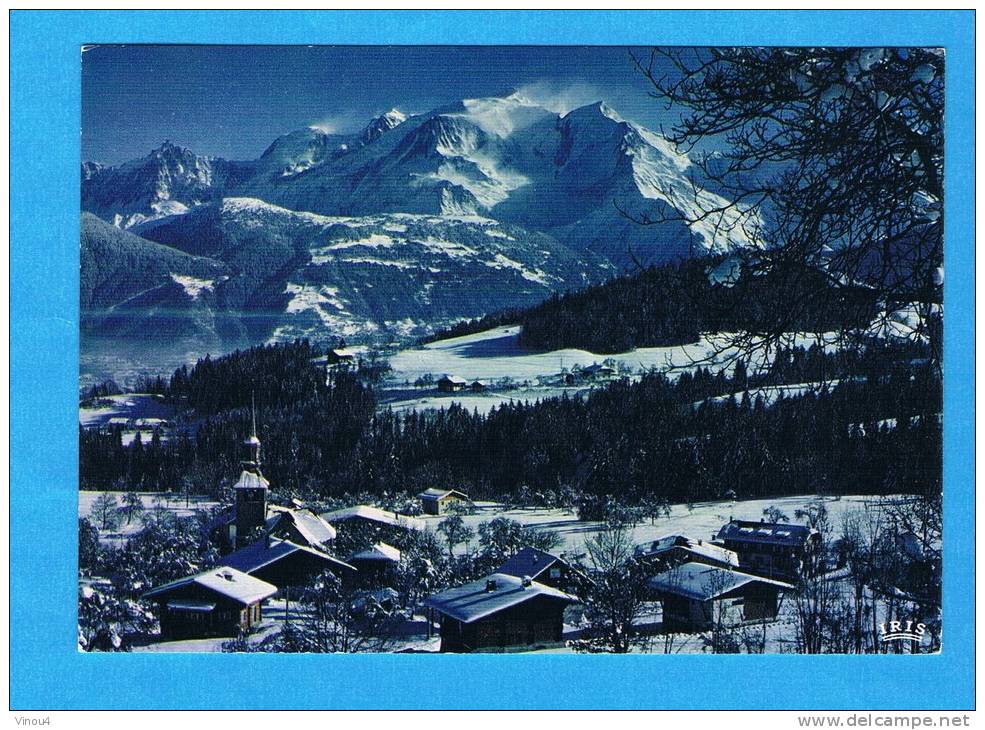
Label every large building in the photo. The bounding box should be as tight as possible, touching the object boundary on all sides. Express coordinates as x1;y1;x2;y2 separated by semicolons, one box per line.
425;573;579;653
143;567;277;641
649;561;793;632
714;520;820;580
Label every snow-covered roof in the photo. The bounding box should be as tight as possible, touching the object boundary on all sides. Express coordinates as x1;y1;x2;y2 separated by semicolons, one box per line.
649;562;793;602
349;542;401;563
418;488;469;501
634;534;738;567
438;374;468;384
715;520;816;547
144;567;277;606
424;573;578;624
269;506;337;545
234;470;269;491
320;505;426;531
219;538;355;575
496;546;564;580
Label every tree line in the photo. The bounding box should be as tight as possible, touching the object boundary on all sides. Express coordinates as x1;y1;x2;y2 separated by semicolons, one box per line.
423;257;878;355
80;338;940;507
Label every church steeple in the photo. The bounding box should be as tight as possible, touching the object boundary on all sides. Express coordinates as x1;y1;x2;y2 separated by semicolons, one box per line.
241;393;262;473
232;393;269;548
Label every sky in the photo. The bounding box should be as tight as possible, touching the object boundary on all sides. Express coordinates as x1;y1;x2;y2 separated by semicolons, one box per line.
81;45;685;164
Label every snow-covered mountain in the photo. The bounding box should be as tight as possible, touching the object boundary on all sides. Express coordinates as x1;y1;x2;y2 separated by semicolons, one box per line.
84;93;751;263
83;197;610;364
81;93;754;379
82;141;254;228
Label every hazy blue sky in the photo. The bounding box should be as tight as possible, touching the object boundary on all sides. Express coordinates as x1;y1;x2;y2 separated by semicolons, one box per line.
82;45;684;164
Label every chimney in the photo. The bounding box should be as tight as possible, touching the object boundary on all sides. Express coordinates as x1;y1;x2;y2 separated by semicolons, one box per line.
521;576;532;588
485;579;497;592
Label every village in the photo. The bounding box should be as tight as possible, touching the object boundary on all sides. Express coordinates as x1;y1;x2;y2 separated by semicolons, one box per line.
78;405;936;655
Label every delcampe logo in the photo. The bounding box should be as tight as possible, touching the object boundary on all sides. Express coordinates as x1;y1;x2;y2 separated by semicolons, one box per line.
878;619;927;645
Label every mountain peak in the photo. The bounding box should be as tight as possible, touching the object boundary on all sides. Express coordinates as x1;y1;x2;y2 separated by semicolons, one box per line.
362;109;408;143
151;140;191;157
564;100;622;123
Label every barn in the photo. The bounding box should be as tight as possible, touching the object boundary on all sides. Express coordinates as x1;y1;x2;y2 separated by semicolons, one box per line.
143;567;277;641
418;488;470;515
649;561;793;632
425;573;579;652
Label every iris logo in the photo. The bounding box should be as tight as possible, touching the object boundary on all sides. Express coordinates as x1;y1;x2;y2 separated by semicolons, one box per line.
878;619;927;644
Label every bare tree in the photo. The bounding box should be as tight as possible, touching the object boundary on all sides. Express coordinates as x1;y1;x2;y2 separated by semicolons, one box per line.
90;493;120;531
573;525;650;653
258;571;401;653
840;506;886;652
632;47;943;375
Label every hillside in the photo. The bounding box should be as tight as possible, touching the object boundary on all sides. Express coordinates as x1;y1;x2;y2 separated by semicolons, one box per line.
80;92;763;381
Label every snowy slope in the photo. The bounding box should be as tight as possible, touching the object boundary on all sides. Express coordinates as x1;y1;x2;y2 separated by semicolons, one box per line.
126;197;612;346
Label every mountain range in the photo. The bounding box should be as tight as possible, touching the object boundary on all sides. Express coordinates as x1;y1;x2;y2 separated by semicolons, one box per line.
81;92;752;382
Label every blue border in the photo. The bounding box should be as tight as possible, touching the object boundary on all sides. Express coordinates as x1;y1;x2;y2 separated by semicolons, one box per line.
10;10;975;710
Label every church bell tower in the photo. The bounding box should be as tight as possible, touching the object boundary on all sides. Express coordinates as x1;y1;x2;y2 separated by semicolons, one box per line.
233;394;269;547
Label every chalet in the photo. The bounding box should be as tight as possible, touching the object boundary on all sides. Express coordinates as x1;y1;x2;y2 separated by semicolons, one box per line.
328;348;356;364
425;573;579;652
496;546;587;594
649;561;794;632
634;534;739;572
348;542;401;586
714;520;820;580
581;363;615;379
470;380;487;393
319;505;426;532
418;488;470;515
143;567;277;641
219;538;356;589
437;374;467;393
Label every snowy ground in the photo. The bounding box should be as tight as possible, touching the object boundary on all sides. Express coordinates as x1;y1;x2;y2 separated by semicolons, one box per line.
78;393;175;428
79;491;220;546
79;393;179;445
416;494;884;556
382;325;841;414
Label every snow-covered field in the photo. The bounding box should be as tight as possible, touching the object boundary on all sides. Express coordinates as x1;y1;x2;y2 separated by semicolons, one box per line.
418;493;883;556
79;491;220;546
78;393;175;429
383;325;841;414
